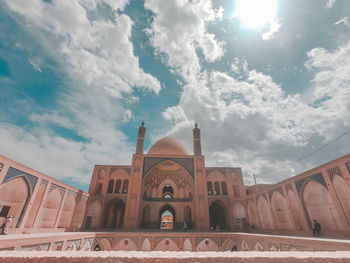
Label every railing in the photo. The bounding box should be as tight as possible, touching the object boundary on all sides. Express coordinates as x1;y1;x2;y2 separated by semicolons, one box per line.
142;196;193;202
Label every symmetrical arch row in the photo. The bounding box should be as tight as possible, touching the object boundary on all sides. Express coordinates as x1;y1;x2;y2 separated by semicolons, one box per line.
246;176;350;233
207;181;227;196
107;179;129;194
0;175;87;231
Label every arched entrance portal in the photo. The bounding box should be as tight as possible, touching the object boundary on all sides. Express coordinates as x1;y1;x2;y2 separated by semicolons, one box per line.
209;201;226;230
159;205;175;229
104;199;125;229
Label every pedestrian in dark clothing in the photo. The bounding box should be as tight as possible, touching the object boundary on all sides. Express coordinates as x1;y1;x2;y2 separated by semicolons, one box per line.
313;219;321;237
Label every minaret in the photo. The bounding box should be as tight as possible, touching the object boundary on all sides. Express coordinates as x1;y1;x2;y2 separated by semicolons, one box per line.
136;121;146;154
193;122;202;155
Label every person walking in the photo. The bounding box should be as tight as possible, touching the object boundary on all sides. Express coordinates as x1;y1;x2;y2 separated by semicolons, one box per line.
313;219;321;237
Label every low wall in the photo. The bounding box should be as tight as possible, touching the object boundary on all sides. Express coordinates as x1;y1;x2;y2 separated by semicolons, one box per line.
1;231;350;252
1;251;350;263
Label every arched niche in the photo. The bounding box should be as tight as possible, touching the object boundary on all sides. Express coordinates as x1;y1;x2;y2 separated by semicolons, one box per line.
271;191;294;230
240;240;249;251
209;200;227;230
303;180;343;231
183;238;192;251
254;242;264;251
287;190;305;230
141;238;151;251
25;184;46;228
113;238;137;251
58;193;76;228
37;188;62;228
0;176;30;227
221;239;235;251
154;238;179;251
143;160;193;199
184;205;192;227
103;199;125;229
333;175;350;222
71;198;87;229
247;200;259;230
95;238;111;251
85;200;102;229
196;238;219;251
233;202;246;230
257;196;274;230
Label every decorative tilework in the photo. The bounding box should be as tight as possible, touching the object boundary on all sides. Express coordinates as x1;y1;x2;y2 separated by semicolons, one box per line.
295;173;327;194
255;192;267;203
2;167;38;193
110;167;131;176
40;180;48;187
327;166;343;180
268;186;284;200
48;183;66;199
346;162;350;175
143;157;194;178
68;190;77;198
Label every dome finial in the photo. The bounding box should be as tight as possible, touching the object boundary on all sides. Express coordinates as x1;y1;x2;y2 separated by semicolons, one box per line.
195;121;198;128
141;120;144;126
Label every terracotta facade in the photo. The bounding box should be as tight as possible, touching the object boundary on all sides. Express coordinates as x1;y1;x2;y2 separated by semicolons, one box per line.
0;155;89;234
83;123;350;236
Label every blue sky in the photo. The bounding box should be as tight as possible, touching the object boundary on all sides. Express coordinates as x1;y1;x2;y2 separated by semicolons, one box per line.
0;0;349;192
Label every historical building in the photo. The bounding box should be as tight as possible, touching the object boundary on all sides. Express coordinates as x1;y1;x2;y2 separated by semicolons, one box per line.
84;122;246;231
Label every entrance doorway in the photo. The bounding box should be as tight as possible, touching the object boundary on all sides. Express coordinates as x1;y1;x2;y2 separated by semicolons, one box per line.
159;205;175;229
209;201;226;230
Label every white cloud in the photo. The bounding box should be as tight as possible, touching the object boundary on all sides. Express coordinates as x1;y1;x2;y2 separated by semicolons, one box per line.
335;16;350;28
4;0;161;97
262;20;281;40
145;0;225;80
28;59;42;72
1;0;160;187
326;0;336;8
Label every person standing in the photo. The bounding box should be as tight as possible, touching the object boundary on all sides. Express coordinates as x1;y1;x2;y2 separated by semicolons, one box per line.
183;221;187;232
1;216;13;235
313;219;321;237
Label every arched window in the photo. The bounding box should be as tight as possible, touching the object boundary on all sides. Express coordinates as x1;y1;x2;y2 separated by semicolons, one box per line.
221;182;227;195
207;182;213;195
107;180;114;194
122;180;129;193
214;182;220;195
115;180;122;193
162;184;173;198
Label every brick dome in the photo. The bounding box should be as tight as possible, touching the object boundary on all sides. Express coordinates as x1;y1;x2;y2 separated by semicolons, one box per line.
148;136;190;155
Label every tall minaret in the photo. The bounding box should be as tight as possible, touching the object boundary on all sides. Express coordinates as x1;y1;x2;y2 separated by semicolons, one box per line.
135;121;146;154
193;122;202;155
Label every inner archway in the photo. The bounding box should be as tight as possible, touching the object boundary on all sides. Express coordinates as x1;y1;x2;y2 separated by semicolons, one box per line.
159;205;175;229
209;201;226;230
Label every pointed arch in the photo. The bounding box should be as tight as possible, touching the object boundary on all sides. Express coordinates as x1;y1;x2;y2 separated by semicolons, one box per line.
0;176;31;228
233;202;247;230
37;188;62;228
141;238;151;251
207;182;213;195
302;180;343;231
333;175;350;222
247;200;259;229
107;180;114;194
271;191;294;230
209;200;227;230
57;192;76;228
183;238;192;251
257;196;274;230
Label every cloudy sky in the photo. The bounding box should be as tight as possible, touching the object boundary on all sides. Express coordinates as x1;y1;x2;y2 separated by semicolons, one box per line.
1;0;349;191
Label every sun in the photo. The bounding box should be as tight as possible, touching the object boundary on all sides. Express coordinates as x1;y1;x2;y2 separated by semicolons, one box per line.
234;0;277;29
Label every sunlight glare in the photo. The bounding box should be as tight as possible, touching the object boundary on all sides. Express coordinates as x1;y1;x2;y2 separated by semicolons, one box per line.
234;0;277;29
